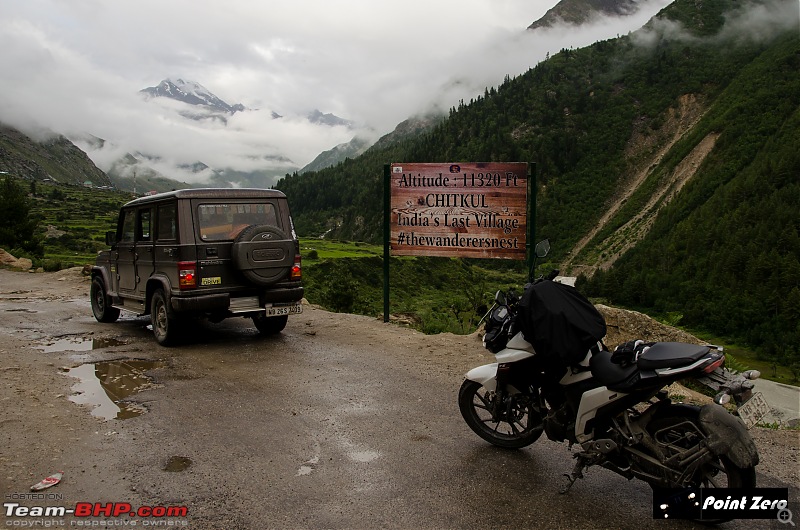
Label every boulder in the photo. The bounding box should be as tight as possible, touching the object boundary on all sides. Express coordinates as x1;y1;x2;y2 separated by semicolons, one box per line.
0;248;33;271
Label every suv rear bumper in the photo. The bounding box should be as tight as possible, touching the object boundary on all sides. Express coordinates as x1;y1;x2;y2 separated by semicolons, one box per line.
171;286;304;314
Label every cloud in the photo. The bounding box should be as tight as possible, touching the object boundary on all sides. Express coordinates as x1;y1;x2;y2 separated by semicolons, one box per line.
0;0;675;185
631;0;798;48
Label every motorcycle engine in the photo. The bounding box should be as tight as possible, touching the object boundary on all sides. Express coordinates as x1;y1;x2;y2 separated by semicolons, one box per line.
544;403;575;443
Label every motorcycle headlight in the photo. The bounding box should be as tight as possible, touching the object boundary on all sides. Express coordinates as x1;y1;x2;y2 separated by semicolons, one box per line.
492;306;508;322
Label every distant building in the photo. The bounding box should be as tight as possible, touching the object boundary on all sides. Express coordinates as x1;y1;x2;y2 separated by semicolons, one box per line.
83;181;93;188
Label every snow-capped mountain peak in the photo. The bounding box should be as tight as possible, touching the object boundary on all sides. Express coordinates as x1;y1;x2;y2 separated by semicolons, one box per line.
140;78;245;114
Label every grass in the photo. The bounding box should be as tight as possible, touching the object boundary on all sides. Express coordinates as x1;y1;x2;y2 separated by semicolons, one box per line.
27;181;130;268
649;310;796;386
299;238;382;259
687;330;796;386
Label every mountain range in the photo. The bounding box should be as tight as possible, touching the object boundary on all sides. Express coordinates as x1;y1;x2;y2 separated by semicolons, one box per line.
0;124;111;188
528;0;641;29
0;0;796;363
0;0;654;193
274;0;800;359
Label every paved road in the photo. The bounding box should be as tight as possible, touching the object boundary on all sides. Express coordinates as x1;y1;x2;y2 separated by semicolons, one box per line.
757;378;800;425
1;269;796;529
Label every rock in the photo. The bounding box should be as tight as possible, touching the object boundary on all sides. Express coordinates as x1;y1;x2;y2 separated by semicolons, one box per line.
597;304;703;349
0;248;32;270
44;225;67;238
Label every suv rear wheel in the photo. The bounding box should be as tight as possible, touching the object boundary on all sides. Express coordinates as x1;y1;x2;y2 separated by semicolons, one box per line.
151;288;182;346
91;277;120;323
253;314;288;336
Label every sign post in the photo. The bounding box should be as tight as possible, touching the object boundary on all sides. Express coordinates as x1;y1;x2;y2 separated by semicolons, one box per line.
383;162;531;322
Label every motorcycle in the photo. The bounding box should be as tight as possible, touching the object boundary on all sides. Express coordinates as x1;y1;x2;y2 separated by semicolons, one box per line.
459;240;762;500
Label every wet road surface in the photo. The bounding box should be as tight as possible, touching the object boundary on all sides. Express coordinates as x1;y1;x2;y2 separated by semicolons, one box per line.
0;270;796;529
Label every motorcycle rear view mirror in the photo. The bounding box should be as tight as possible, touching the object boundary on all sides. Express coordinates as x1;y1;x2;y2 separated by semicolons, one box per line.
534;239;551;258
494;290;507;306
528;239;551;283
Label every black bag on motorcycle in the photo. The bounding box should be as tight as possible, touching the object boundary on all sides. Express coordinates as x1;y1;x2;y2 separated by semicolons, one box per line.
517;280;607;365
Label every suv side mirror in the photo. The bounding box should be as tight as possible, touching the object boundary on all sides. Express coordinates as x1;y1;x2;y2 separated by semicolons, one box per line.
105;231;117;246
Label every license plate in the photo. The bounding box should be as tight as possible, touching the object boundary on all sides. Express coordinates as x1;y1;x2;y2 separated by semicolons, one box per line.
738;392;770;429
265;303;303;317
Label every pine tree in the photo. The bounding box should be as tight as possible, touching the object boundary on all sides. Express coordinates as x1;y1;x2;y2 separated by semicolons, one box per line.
0;177;43;257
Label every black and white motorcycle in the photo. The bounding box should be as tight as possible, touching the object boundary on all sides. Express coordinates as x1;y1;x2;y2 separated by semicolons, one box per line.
459;240;764;496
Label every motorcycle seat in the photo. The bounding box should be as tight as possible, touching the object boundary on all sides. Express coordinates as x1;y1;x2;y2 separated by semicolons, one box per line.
590;350;639;389
636;342;710;370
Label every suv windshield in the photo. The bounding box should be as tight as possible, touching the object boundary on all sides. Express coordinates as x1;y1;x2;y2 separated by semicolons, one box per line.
198;203;278;241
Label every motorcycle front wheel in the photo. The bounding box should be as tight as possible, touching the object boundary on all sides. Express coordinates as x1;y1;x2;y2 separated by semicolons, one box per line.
458;379;544;449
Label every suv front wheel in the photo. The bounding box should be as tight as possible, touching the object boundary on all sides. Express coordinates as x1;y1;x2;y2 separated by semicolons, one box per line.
91;277;120;323
151;288;182;346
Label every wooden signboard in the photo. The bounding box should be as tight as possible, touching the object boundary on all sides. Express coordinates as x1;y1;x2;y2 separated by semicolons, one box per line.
388;162;528;260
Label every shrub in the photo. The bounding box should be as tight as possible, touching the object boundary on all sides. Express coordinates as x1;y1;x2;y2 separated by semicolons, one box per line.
42;259;63;272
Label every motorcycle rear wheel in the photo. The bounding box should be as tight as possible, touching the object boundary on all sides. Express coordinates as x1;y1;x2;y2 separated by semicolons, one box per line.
647;409;756;523
458;380;543;449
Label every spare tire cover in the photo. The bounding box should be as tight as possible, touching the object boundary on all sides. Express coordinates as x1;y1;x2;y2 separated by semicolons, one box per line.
231;225;294;286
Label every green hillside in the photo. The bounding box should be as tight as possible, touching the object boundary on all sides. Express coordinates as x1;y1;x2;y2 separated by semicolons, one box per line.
0;124;112;187
276;0;799;364
584;31;800;359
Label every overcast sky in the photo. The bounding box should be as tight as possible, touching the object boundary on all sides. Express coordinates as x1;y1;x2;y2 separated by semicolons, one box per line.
0;0;674;184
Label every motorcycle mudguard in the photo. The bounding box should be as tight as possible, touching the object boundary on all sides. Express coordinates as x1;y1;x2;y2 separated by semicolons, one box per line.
698;403;760;469
465;363;499;391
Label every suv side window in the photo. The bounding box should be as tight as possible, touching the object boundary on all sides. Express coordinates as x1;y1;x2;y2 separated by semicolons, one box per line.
138;209;152;241
157;203;178;241
120;209;136;242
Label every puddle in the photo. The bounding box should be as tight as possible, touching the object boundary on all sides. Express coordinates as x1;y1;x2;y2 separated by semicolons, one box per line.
37;336;127;353
163;456;192;472
66;359;164;420
348;450;381;463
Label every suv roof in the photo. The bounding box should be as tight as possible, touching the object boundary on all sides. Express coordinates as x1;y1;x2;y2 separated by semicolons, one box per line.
123;188;287;207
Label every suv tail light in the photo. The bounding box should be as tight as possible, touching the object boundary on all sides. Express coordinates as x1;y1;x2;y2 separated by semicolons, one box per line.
178;261;197;289
290;254;302;281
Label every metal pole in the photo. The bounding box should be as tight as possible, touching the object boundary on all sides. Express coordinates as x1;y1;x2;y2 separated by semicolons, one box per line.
527;162;537;282
383;164;391;322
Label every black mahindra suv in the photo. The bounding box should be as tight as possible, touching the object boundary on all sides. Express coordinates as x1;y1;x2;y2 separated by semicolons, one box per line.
91;188;303;345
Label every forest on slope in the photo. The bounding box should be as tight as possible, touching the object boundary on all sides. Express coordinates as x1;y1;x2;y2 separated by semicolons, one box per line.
276;0;799;365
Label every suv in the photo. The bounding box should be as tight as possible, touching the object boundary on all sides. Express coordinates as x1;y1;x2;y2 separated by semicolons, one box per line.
91;188;303;345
